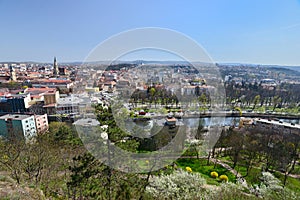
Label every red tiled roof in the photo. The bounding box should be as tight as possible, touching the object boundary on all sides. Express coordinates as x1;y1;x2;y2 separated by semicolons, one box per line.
26;87;56;92
32;79;72;84
31;94;42;98
43;103;56;108
0;92;10;96
10;89;24;94
166;117;176;122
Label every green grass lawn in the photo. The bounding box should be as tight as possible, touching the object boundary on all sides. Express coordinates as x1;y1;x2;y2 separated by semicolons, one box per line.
176;157;300;194
293;164;300;174
217;157;300;195
273;171;300;194
175;158;236;185
232;165;262;185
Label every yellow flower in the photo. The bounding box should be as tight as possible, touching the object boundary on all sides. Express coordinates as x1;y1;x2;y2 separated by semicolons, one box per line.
219;175;228;182
2;155;8;162
185;166;192;172
145;160;149;164
210;171;218;178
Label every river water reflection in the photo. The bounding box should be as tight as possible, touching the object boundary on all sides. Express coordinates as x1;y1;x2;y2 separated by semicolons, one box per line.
126;117;300;135
186;117;300;127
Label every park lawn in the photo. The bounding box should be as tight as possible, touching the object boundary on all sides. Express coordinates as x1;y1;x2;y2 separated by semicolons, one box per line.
216;158;300;195
175;158;236;185
218;156;232;162
284;176;300;194
273;171;300;194
293;164;300;174
232;164;262;185
251;105;300;114
217;155;265;184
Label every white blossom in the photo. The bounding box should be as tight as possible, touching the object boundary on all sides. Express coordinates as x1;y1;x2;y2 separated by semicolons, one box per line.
146;170;207;200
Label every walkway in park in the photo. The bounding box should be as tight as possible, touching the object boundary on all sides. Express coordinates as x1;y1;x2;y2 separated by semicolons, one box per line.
179;156;248;187
210;158;248;187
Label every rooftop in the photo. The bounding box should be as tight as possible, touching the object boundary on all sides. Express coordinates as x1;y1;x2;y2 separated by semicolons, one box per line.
25;87;56;92
57;96;84;105
255;118;300;129
32;79;72;84
73;118;100;127
166;117;177;122
0;114;33;120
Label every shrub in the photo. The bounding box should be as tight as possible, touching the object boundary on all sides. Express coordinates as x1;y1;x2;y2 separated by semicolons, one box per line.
185;166;192;172
146;170;207;200
210;171;218;178
219;175;228;182
208;182;246;200
250;172;296;199
129;111;135;117
0;175;7;182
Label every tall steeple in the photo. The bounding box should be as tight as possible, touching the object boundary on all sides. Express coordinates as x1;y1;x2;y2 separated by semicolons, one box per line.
9;65;16;81
53;56;59;76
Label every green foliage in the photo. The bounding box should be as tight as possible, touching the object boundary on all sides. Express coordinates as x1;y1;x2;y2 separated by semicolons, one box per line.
199;93;207;105
234;106;242;116
67;153;104;198
0;134;72;198
176;158;236;184
159;108;168;114
95;104;139;152
252;95;260;110
251;172;296;200
67;152;147;200
0;99;299;199
149;87;156;96
65;104;146;199
272;171;300;196
48;122;82;146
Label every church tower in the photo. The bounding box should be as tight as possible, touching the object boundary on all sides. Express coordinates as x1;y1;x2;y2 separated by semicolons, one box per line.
9;65;17;81
53;57;59;76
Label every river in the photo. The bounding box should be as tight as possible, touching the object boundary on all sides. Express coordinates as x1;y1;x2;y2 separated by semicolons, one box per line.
131;116;300;130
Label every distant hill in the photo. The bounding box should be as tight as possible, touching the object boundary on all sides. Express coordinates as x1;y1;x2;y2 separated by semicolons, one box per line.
279;66;300;72
219;63;300;72
1;60;300;72
266;66;300;76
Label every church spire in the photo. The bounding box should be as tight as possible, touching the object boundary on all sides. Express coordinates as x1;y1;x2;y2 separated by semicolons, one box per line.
9;65;16;81
53;56;59;76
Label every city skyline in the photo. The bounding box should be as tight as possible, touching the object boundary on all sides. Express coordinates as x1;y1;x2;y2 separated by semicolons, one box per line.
1;0;300;65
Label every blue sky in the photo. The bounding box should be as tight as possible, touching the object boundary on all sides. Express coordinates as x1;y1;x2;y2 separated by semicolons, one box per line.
1;0;300;65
